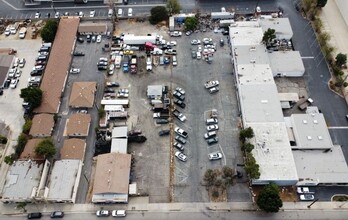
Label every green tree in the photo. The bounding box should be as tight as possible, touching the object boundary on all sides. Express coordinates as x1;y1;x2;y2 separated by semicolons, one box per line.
149;6;168;25
184;17;198;30
15;133;28;157
22;119;32;135
242;142;254;153
335;53;347;67
4;155;15;165
203;169;217;186
244;153;260;179
20;87;43;110
35;138;56;159
40;19;58;42
262;28;276;44
239;127;255;143
98;107;105;118
0;135;7;144
317;0;328;7
167;0;181;15
257;183;283;212
16;202;27;213
222;166;234;178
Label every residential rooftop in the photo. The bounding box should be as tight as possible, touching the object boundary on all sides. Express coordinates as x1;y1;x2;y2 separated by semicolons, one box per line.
60;138;86;161
69;81;97;108
65;113;91;137
35;17;80;113
29;114;54;137
20;139;44;161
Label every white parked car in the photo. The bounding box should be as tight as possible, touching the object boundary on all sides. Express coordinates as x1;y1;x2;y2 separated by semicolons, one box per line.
170;31;182;37
34;12;41;19
79;11;84;17
10;78;19;89
207;124;219;131
70;68;80;74
19;58;26;68
90;10;95;17
300;194;315;201
55;12;60;18
175;87;185;95
111;210;126;217
178;113;186;122
96;35;102;43
208;152;222;160
191;39;201;45
96;210;110;217
175;151;187;162
297;187;314;194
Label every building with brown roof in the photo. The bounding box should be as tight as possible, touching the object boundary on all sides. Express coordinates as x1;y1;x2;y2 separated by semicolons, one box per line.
69;82;97;108
20;139;44;161
61;139;86;161
29;114;54;137
65;113;91;137
92;153;131;203
35;17;80;114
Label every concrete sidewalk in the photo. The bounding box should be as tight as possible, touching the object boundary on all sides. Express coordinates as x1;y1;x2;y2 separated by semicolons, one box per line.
2;198;348;216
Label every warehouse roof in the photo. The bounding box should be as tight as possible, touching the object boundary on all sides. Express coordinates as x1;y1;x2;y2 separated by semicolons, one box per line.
112;126;128;138
229;26;263;46
46;160;81;203
260;17;293;40
237;64;274;85
290;113;333;150
234;45;270;65
247;122;298;185
111;139;128;154
293;145;348;185
268;51;305;76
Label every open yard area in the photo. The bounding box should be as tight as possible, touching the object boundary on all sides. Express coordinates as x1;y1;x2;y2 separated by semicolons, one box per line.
114;19;251;203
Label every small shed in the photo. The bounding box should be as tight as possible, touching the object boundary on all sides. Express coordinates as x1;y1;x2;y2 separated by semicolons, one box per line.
147;85;163;99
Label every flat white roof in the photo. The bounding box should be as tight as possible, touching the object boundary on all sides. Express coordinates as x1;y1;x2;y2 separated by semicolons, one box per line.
104;105;124;112
247;122;298;183
111;138;128;154
2;161;43;200
293;145;348;184
147;85;162;97
101;99;129;105
234;45;270;65
47;160;82;202
112;126;128;138
290;113;333;150
260;17;293;39
239;84;284;123
268;51;305;75
237;64;274;85
278;93;299;102
229;26;263;46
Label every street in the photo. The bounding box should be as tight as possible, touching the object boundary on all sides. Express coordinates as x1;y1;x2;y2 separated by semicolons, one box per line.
3;209;348;220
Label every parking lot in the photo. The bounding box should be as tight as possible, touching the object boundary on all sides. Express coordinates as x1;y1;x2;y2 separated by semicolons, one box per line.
113;20;251;203
0;38;42;144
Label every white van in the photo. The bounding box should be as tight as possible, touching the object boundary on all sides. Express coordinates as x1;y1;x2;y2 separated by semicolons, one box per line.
117;8;123;17
108;9;113;17
128;8;133;16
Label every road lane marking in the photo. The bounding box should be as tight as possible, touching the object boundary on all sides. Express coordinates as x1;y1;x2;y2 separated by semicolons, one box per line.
301;56;315;59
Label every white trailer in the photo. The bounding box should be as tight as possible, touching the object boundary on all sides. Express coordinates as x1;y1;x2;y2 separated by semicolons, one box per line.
101;99;129;107
211;12;235;20
123;35;156;45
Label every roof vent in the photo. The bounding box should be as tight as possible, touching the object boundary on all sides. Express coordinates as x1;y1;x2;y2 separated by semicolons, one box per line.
313;120;318;124
302;120;308;124
307;136;312;140
318;136;323;140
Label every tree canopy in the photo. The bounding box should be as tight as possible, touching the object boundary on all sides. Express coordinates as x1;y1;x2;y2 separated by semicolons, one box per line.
262;28;276;44
35;139;56;159
149;6;169;25
317;0;328;7
239;127;254;143
185;17;199;30
167;0;181;15
335;53;347;67
41;19;58;42
20;87;42;110
257;183;283;212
